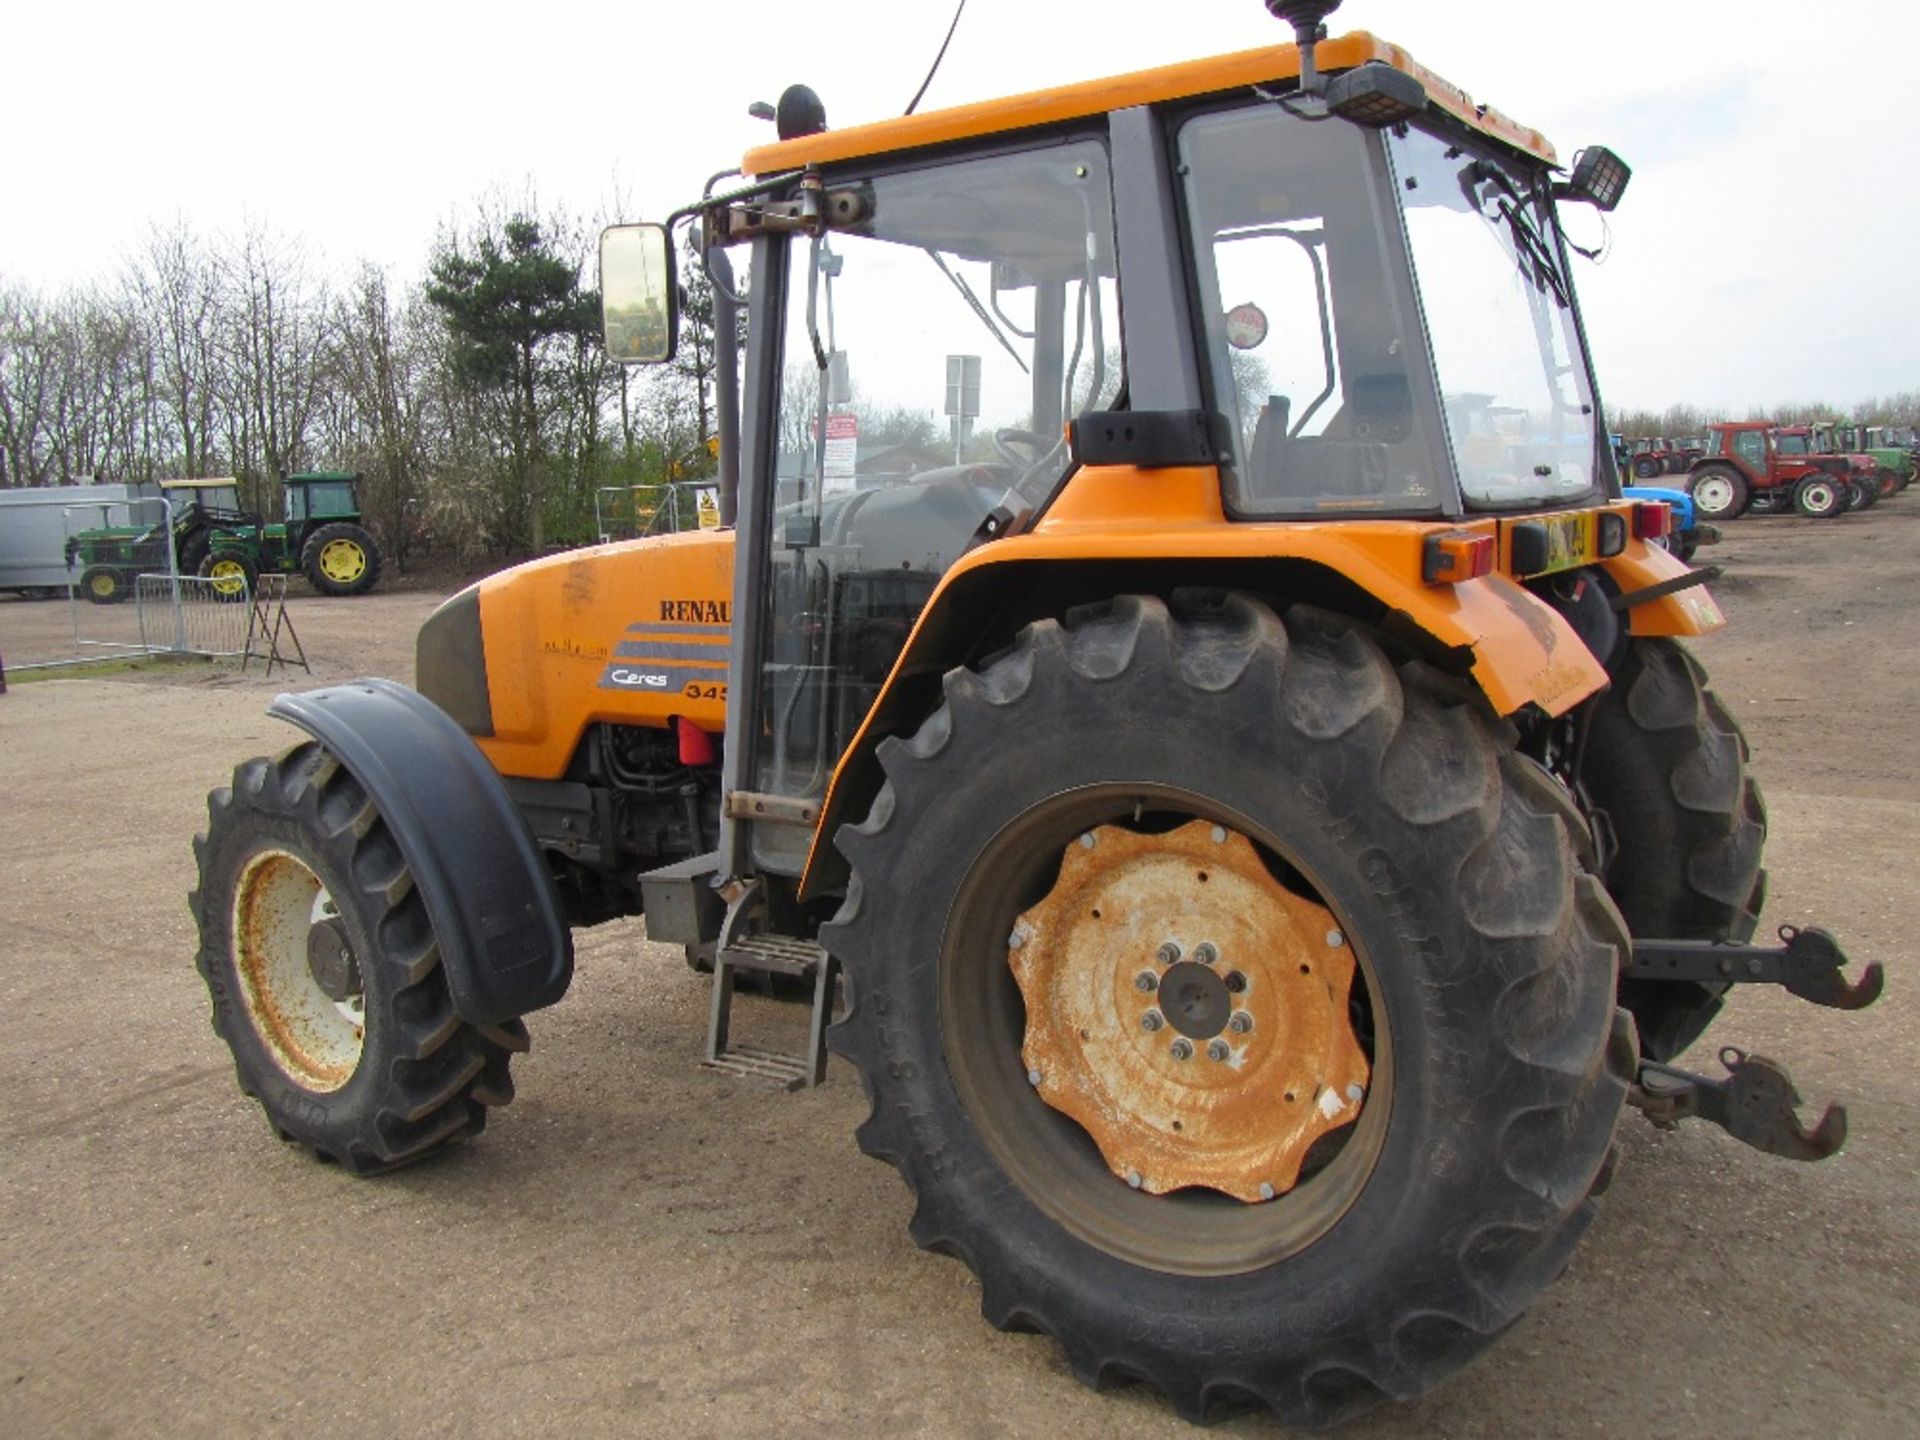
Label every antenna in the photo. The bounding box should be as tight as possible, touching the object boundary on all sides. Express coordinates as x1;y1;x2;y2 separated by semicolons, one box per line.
905;0;968;116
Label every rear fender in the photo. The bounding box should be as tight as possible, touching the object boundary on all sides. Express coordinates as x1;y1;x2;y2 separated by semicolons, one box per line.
269;678;573;1025
797;470;1624;898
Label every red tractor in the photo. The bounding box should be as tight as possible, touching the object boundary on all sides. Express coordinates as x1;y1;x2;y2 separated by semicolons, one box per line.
1686;421;1863;520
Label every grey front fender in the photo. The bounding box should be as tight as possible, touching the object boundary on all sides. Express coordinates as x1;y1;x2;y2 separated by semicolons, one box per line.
269;678;573;1025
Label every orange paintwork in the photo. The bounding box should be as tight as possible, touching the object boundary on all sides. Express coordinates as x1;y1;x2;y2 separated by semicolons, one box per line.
795;466;1708;893
742;30;1555;178
471;529;735;780
1603;541;1727;636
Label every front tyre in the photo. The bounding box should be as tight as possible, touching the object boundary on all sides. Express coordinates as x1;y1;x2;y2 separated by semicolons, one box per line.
1793;475;1846;518
80;565;129;605
191;741;527;1173
198;551;257;602
823;596;1634;1426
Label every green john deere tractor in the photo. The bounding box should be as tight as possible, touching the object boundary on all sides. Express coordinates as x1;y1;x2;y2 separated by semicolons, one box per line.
69;472;384;603
197;471;383;601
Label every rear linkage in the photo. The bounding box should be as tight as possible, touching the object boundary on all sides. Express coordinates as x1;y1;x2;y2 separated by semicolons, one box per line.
1626;926;1884;1161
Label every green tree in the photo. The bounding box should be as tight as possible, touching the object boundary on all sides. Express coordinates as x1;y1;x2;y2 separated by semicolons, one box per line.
425;214;597;552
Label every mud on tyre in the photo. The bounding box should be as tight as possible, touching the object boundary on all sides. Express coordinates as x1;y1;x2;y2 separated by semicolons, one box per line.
191;741;526;1173
823;594;1636;1426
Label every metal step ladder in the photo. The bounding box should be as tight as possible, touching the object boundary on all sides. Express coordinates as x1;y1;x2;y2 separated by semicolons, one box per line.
702;934;839;1091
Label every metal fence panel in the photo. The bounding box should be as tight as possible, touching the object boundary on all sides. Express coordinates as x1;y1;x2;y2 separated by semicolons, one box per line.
134;574;255;659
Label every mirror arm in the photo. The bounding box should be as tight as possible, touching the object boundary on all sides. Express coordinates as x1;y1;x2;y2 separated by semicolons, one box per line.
709;244;744;527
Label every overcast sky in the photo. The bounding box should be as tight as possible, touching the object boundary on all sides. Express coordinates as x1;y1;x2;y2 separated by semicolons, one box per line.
6;0;1914;414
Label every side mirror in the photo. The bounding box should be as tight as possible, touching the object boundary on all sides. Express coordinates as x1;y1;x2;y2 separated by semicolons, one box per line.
600;224;678;363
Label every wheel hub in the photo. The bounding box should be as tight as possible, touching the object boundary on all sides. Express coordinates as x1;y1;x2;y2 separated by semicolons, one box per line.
319;540;365;582
1009;819;1370;1201
306;919;361;1002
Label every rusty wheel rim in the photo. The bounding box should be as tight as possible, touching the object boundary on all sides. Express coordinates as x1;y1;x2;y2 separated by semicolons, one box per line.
232;848;365;1091
940;785;1391;1277
1010;820;1371;1202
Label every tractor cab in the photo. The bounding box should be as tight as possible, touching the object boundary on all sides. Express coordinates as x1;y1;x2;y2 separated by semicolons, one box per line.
598;10;1639;879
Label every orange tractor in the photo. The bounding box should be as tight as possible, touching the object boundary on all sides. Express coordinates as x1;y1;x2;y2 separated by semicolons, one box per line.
191;2;1879;1424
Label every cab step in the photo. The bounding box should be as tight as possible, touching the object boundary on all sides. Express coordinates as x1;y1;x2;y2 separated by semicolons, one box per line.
702;934;838;1091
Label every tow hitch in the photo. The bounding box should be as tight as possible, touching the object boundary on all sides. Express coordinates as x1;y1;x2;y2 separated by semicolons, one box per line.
1628;925;1883;1010
1631;1049;1847;1161
1624;925;1883;1160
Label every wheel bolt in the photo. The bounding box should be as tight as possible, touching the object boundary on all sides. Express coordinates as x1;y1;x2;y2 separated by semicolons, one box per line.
1026;1067;1043;1087
1134;970;1158;993
1207;1039;1231;1062
1325;929;1345;948
1156;941;1182;966
1141;1009;1164;1032
1193;942;1218;966
1228;1011;1253;1034
1125;1170;1143;1189
1169;1037;1194;1061
1224;971;1247;994
1258;1182;1276;1201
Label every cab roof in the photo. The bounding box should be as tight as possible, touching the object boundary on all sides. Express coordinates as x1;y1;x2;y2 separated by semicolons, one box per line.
742;30;1555;177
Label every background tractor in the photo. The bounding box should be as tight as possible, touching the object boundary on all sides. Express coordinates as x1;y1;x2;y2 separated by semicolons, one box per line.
188;2;1877;1426
196;471;382;599
67;471;382;602
1685;420;1866;520
66;477;249;604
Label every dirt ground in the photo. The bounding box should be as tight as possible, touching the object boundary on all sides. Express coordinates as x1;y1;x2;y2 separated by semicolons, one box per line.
1;510;1915;1439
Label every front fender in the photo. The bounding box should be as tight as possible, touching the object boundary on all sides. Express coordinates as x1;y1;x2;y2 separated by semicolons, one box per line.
269;678;573;1025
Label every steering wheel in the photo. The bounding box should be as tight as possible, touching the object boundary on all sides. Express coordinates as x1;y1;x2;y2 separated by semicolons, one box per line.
992;427;1054;469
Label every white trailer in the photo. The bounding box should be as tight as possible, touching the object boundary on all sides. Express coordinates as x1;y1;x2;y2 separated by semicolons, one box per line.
0;485;145;597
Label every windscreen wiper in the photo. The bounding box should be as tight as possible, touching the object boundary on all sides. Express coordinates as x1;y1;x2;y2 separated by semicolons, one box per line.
924;249;1030;375
1459;161;1570;307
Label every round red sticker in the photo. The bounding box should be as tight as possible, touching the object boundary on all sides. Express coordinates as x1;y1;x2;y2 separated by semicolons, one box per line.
1225;303;1269;350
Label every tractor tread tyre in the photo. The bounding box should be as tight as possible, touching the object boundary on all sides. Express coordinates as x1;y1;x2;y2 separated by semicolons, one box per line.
79;565;129;605
822;595;1634;1428
198;551;258;603
301;522;383;597
191;741;525;1175
1793;475;1845;518
1582;638;1767;1061
1686;464;1748;522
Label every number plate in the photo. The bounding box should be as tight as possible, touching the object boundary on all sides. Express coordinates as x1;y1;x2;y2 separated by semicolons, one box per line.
1512;512;1597;576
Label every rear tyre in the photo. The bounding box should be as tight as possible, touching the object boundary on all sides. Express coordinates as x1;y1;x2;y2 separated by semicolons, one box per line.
1580;638;1767;1061
192;741;527;1174
824;596;1634;1426
79;565;129;605
302;522;383;597
1687;465;1747;522
1632;456;1663;479
1793;475;1845;518
198;551;257;602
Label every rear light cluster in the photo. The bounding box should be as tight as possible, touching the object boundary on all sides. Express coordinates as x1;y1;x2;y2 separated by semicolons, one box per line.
1422;531;1495;584
1632;501;1671;539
